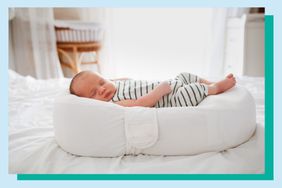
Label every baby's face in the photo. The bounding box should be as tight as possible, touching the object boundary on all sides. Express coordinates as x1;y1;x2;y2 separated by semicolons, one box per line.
72;72;116;102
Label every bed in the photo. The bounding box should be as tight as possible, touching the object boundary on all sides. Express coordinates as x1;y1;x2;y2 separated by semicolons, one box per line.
8;70;264;174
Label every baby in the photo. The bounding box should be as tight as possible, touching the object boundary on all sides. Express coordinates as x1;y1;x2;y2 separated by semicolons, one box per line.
69;71;236;108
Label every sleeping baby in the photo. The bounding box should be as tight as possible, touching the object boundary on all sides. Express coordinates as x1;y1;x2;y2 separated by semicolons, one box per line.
69;71;236;108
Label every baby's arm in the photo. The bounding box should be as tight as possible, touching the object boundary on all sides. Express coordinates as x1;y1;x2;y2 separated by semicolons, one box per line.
114;81;172;107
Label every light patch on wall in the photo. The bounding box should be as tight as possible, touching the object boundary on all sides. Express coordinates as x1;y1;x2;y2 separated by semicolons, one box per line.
110;8;213;80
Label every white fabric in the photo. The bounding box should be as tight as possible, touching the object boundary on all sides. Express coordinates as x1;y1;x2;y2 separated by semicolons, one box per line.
9;70;264;173
10;8;63;79
53;85;256;157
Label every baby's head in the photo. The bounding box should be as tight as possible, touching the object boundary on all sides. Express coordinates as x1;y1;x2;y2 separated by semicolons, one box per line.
69;71;116;102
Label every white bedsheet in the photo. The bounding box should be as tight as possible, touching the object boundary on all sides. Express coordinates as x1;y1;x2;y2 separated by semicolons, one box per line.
8;70;265;174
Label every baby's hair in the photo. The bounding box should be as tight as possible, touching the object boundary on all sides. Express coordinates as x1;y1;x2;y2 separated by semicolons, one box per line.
69;71;89;95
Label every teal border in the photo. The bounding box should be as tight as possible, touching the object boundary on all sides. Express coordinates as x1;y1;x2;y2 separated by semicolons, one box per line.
17;15;274;181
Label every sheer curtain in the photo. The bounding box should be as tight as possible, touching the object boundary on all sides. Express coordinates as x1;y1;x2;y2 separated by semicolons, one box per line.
205;8;250;78
10;8;63;79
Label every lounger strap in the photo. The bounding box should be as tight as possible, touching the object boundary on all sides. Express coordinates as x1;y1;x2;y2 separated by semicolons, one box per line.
124;107;159;155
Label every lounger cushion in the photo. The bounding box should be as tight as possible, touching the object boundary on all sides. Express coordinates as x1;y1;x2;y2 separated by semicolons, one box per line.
54;86;256;157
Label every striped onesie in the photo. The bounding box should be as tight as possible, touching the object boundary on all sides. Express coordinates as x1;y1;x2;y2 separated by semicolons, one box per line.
111;72;209;108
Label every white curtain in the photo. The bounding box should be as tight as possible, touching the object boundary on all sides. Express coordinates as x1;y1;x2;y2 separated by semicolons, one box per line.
205;8;250;78
204;8;229;78
10;8;63;79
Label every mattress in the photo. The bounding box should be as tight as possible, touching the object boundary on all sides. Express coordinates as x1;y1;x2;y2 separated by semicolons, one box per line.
8;70;265;174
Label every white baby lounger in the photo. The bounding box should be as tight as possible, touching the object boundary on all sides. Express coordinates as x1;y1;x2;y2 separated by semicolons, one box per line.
53;86;256;157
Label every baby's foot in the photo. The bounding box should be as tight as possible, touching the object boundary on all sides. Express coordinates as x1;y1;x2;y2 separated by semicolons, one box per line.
208;77;236;95
226;73;234;79
200;73;233;86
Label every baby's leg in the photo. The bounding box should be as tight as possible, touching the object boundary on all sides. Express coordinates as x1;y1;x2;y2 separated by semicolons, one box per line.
171;83;208;107
175;72;232;86
200;73;234;85
175;72;200;85
170;74;236;106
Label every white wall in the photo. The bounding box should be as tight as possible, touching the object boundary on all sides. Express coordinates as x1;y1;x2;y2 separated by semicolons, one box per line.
244;15;265;76
109;8;213;80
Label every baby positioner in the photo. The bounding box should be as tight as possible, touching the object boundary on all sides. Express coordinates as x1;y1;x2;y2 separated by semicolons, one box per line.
54;86;256;157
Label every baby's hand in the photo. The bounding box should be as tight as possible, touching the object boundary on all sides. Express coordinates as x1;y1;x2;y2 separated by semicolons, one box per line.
157;81;172;95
